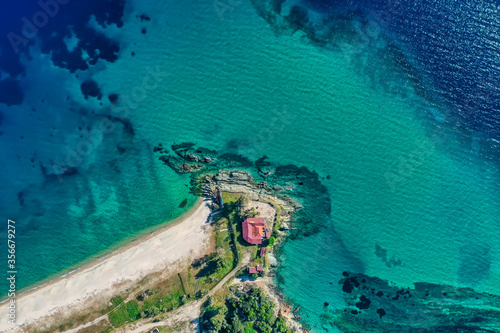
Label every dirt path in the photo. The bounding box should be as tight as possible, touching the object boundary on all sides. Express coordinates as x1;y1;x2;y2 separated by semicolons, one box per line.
114;254;250;333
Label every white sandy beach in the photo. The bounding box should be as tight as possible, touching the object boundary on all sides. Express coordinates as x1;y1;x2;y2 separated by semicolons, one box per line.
0;198;214;332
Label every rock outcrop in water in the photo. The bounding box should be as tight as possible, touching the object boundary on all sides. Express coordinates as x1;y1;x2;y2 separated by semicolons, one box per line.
326;272;500;333
200;170;302;217
155;142;331;239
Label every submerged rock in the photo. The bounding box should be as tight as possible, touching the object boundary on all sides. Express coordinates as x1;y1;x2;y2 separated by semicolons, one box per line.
179;199;188;208
80;79;102;100
0;78;23;106
108;93;119;105
332;272;500;332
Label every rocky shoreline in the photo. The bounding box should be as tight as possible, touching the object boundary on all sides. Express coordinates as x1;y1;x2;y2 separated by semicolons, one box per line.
154;142;333;332
199;172;308;332
200;170;302;227
202;172;308;332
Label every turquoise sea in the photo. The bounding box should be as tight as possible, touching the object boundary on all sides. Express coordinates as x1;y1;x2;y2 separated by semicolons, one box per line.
1;0;500;331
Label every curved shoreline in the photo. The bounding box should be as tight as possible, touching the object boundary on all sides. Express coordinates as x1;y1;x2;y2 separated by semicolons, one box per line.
0;197;211;331
0;198;203;304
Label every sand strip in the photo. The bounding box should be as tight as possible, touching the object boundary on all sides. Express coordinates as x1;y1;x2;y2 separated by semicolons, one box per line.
0;198;213;332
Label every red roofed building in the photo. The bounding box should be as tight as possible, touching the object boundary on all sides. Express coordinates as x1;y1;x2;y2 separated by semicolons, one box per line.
256;266;264;272
260;248;266;257
242;218;267;245
248;267;258;274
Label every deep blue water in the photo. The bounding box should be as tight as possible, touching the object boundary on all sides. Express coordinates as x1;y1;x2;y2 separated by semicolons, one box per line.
301;0;500;146
0;0;125;108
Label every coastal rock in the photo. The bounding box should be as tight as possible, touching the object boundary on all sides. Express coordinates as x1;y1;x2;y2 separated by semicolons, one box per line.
280;221;291;230
203;156;215;163
201;170;301;216
268;253;279;267
273;184;284;191
156;142;329;239
185;153;200;162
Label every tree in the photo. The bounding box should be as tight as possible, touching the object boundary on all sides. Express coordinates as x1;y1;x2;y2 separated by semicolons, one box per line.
247;207;261;218
272;316;290;333
210;313;228;331
145;306;160;318
247;309;257;321
230;313;244;333
255;320;272;333
268;236;276;247
238;196;249;209
217;257;227;271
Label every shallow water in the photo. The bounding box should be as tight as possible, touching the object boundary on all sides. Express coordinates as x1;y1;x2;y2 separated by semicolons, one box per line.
1;0;500;331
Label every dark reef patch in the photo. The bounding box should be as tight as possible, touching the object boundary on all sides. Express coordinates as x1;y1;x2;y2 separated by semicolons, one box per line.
375;244;403;268
179;199;188;208
457;244;491;286
107;115;134;136
330;272;500;332
355;295;371;310
108;94;119;105
80;80;102;100
342;276;359;293
40;161;78;181
0;78;24;106
0;0;125;106
17;190;25;207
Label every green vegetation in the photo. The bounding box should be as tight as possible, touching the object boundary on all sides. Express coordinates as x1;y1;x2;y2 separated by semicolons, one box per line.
106;249;237;328
247;207;261;218
201;287;293;333
222;192;244;206
220;192;280;273
108;300;140;327
103;195;241;329
51;192;283;332
219;193;245;263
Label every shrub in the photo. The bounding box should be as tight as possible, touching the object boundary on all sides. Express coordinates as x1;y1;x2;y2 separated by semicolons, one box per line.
145;306;160;318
